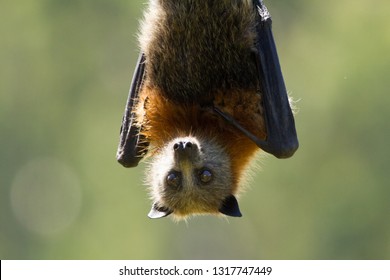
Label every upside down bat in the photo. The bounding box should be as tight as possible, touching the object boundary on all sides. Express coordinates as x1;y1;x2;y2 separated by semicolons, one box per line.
116;0;298;220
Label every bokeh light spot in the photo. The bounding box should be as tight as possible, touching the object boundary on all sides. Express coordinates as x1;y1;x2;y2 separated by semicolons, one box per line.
10;157;82;236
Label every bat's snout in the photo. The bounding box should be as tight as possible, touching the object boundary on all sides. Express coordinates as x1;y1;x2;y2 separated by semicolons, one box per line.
173;140;199;162
173;141;196;151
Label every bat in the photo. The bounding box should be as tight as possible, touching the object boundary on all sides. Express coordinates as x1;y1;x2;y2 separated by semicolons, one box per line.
116;0;298;220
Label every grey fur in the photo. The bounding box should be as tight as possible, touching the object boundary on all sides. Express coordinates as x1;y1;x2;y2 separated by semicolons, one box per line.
139;0;257;103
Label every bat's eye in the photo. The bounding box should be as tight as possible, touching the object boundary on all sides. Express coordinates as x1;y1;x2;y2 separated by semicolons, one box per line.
166;172;181;189
199;169;213;184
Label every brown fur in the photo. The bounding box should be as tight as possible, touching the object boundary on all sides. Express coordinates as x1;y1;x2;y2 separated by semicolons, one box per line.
139;0;257;103
135;85;265;194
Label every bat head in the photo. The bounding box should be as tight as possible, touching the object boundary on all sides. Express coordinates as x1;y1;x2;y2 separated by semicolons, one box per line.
147;136;242;220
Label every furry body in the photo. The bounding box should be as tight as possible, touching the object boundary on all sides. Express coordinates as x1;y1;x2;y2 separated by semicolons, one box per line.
139;0;258;103
132;0;267;219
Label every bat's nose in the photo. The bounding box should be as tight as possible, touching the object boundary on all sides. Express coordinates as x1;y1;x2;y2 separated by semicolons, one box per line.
174;141;195;151
173;141;199;161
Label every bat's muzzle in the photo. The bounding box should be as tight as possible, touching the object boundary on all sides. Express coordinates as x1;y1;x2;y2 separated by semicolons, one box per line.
173;141;199;162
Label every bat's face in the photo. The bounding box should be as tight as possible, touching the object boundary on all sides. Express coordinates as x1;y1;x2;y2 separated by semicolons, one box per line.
147;136;241;219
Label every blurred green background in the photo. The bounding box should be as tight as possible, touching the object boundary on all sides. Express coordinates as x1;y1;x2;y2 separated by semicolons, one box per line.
1;0;389;259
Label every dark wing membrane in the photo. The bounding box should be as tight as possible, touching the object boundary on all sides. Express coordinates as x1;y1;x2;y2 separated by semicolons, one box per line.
214;1;298;158
251;0;298;158
116;53;149;167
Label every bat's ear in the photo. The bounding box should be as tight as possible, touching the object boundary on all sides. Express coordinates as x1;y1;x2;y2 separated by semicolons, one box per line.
148;203;173;219
219;195;242;217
